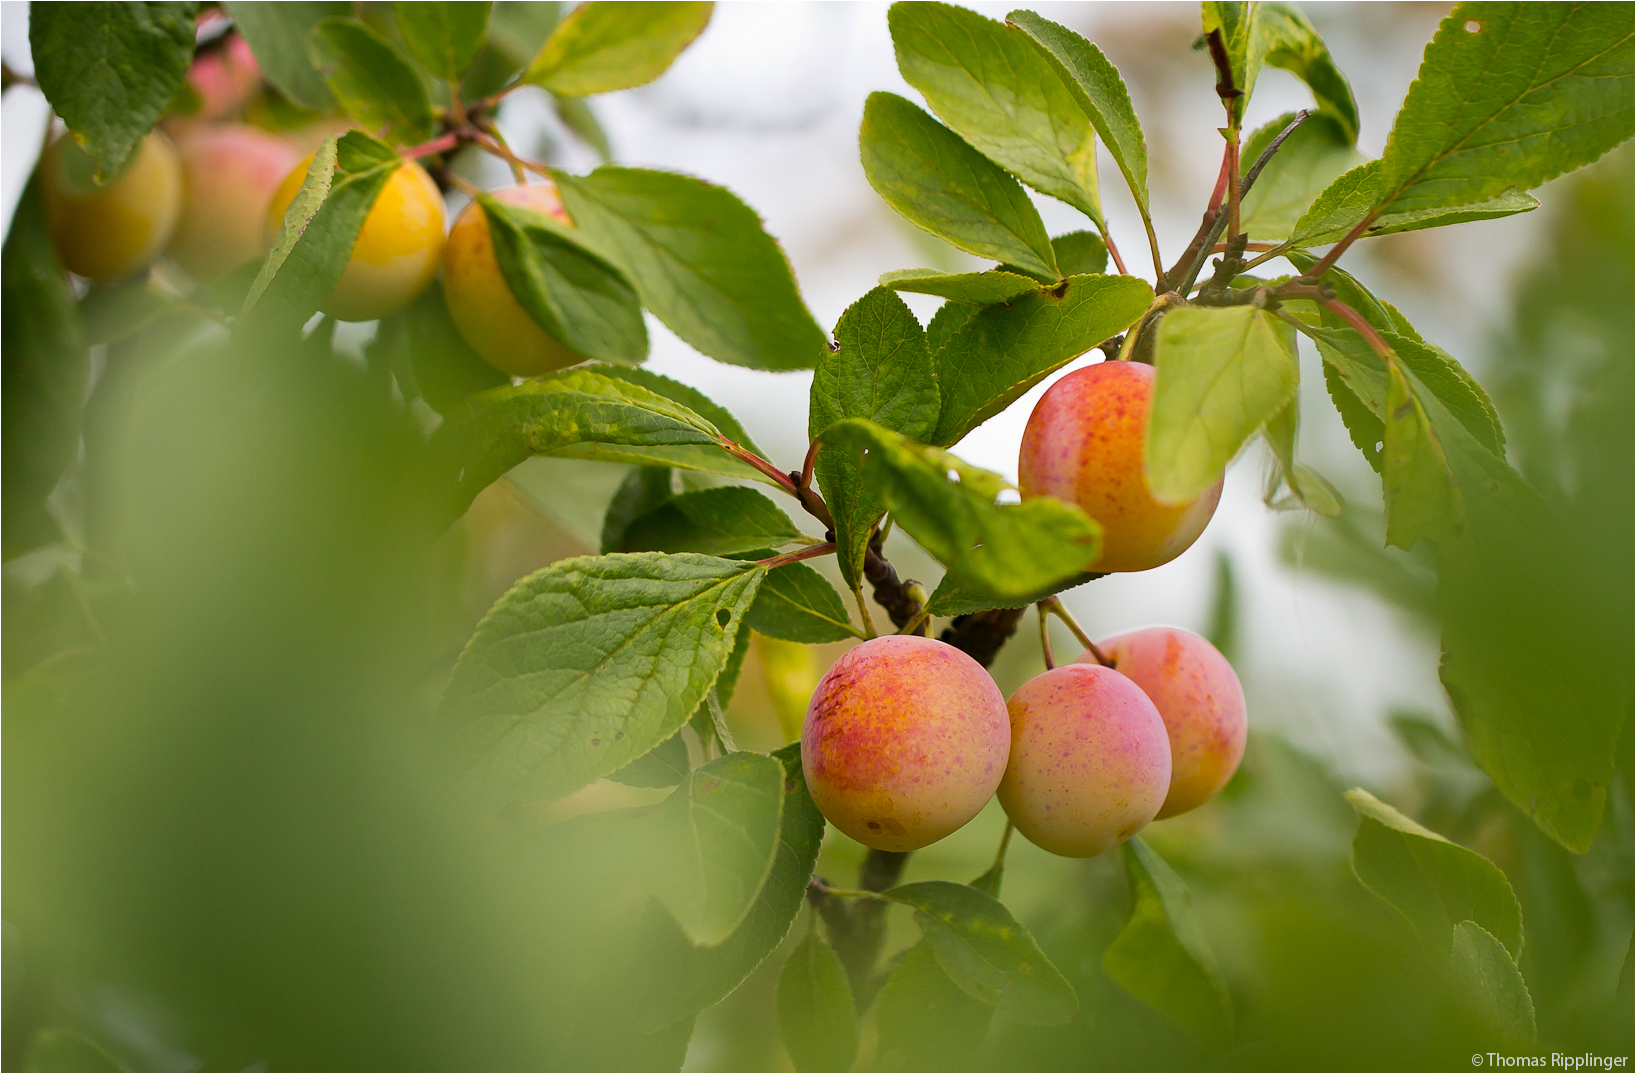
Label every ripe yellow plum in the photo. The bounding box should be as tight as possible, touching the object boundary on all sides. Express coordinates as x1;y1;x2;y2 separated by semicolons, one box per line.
1019;361;1221;572
168;124;301;281
442;183;580;377
265;154;445;322
801;635;1009;852
998;664;1171;857
42;131;183;282
1084;627;1246;819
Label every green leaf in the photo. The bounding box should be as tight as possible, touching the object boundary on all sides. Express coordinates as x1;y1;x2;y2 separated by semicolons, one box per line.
1294;4;1632;246
923;570;1100;618
822;418;1101;607
426;367;732;526
23;1028;121;1073
1290;159;1541;247
811;286;941;587
2;179;87;560
747;564;860;644
478;193;648;365
435;552;765;804
1256;1;1360;142
602;467;678;553
776;930;859;1073
395;1;492;82
308;18;435;145
932;273;1153;447
890;2;1103;225
239;133;402;335
875;940;997;1071
1239;113;1366;242
375;281;509;416
925;299;977;358
637;742;826;1030
885;880;1078;1025
1262;396;1343;517
1453;920;1537;1044
608;728;690;788
1344;788;1524;957
861;91;1059;281
1007;10;1152;220
554;93;612;161
880;268;1043;306
76;278;181;346
226;2;348;110
1146;304;1299;503
616;486;801;557
1103;837;1234;1044
1049;230;1109;276
29;1;195;179
554;167;828;371
1201;1;1263;126
649;750;784;946
1381;357;1469;551
524;0;713;96
581;367;773;483
485;0;563;68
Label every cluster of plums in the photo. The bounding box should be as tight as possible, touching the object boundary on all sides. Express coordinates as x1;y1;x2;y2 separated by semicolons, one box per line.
801;625;1245;857
40;99;578;380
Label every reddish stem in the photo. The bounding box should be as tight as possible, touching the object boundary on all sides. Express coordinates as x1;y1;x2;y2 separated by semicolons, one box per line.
1321;299;1394;360
757;542;837;571
1102;229;1130;277
1304;211;1379;279
722;439;801;497
800;438;821;491
400;131;462;159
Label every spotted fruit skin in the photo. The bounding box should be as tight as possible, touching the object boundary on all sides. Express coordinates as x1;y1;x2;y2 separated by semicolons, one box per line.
1019;361;1221;572
43;132;183;282
998;663;1171;857
265;155;445;321
442;183;580;376
168;124;301;281
1086;626;1246;819
801;635;1009;852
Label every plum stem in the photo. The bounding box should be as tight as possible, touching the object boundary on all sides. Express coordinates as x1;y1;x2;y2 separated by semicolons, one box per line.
993;820;1015;874
756;542;836;571
1037;605;1056;670
1041;597;1110;667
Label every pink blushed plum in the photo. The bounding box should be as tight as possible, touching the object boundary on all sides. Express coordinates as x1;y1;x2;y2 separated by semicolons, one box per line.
801;635;1010;853
167;124;302;281
998;664;1171;857
1084;626;1246;819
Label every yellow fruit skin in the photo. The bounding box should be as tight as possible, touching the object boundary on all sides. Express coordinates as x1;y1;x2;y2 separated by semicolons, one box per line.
266;155;446;322
443;184;581;377
168;124;301;281
43;132;183;282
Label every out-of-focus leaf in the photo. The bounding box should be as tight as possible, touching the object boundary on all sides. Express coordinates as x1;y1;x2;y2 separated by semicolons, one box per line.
554;167;828;371
226;1;349;110
523;1;712;96
638;742;825;1030
2;180;87;559
1262;396;1343;516
875;940;996;1071
395;1;492;82
1345;788;1523;957
479;193;648;365
435;552;764;804
616;486;801;557
821;419;1101;604
649;751;783;946
747;564;860;644
1257;1;1360;142
375;281;508;416
602;466;678;554
1239;113;1365;243
554;94;611;161
1007;10;1151;221
308;17;434;143
30;1;195;179
880;268;1043;306
22;1028;121;1073
1147;304;1298;504
932;273;1152;447
240;133;402;336
885;880;1078;1025
811;286;940;587
861;91;1059;281
1103;837;1234;1044
776;929;859;1073
608;729;689;789
1452;920;1537;1044
891;2;1103;226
